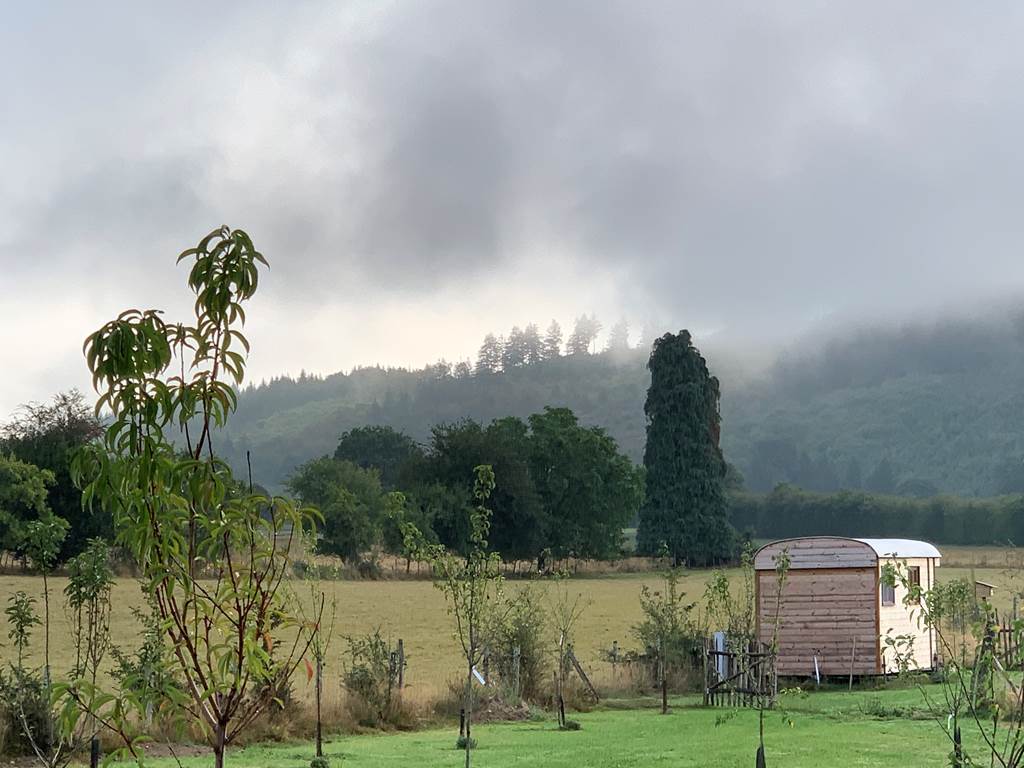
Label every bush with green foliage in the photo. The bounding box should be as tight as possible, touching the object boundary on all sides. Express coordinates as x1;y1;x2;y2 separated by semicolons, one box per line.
0;453;55;562
482;585;548;701
341;628;404;727
633;569;703;687
1;591;50;758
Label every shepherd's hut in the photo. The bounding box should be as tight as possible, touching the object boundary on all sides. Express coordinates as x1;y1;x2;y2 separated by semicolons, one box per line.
754;537;941;676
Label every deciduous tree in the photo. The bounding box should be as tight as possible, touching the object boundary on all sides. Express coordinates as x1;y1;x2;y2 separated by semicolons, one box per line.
71;227;319;768
2;391;104;559
402;466;502;768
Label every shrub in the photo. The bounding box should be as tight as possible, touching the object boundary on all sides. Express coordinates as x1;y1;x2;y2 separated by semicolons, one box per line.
0;670;52;756
455;735;477;750
310;757;331;768
342;628;404;727
109;602;182;726
482;585;549;701
633;569;704;689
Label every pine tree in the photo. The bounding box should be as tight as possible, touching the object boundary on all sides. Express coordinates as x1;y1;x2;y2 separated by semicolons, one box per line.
475;333;502;374
636;330;734;566
502;326;527;369
523;323;543;365
605;319;630;352
567;314;601;355
542;320;563;360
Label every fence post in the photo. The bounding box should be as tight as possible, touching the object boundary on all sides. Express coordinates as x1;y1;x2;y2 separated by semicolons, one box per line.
90;737;100;768
848;635;857;691
512;644;521;699
702;637;709;706
459;708;466;738
398;638;405;689
657;637;667;714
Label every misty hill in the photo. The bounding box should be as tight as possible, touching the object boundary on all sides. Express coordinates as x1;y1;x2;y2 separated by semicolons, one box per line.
217;313;1024;497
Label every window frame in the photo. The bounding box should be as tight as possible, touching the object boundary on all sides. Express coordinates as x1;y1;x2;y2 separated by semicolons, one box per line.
881;580;896;607
907;566;921;604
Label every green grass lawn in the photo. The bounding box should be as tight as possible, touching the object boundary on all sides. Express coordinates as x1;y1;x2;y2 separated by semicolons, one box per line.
131;687;970;768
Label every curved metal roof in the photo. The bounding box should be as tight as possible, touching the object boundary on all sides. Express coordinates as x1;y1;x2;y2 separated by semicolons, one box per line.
855;538;941;559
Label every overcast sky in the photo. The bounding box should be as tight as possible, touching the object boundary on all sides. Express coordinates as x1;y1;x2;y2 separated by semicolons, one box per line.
4;1;1024;416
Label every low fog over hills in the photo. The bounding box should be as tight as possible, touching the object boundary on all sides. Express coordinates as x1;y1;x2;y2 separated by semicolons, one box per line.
214;307;1024;497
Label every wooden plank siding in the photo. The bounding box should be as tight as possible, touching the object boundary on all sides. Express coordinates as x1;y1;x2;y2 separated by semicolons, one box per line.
757;567;880;676
754;537;877;571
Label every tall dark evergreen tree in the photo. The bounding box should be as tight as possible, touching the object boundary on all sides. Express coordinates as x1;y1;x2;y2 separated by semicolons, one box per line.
637;330;734;566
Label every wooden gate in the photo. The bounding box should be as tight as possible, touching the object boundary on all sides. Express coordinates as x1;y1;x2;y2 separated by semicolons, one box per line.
703;638;777;708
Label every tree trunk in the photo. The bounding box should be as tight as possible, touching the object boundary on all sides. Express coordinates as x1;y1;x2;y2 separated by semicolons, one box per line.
42;571;50;682
464;667;473;768
214;724;227;768
315;658;323;757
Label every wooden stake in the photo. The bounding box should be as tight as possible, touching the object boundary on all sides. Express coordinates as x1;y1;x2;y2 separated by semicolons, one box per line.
848;636;857;692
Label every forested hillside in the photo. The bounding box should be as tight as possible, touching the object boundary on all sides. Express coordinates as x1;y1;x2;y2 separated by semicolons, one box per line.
216;311;1024;496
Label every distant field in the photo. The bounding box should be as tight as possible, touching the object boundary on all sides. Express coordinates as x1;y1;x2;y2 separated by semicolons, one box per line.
3;545;1022;701
0;569;715;700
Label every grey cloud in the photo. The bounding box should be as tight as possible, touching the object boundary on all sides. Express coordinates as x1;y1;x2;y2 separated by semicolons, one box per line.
6;0;1024;336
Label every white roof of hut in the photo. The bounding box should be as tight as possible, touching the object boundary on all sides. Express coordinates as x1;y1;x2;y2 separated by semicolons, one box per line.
855;538;941;559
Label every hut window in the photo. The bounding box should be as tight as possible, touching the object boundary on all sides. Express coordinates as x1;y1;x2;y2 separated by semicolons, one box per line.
907;566;921;602
881;581;895;606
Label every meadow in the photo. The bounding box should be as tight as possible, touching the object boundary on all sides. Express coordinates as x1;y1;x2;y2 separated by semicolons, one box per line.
2;544;1021;700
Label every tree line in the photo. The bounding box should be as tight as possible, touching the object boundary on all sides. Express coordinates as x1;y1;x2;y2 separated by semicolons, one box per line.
474;315;635;374
285;330;734;570
287;406;645;567
728;483;1024;546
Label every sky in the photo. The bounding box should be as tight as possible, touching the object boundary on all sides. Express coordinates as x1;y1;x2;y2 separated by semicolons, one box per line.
4;2;1024;416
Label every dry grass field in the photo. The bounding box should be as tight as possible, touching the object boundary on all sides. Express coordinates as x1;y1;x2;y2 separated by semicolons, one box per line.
3;545;1023;703
0;569;707;702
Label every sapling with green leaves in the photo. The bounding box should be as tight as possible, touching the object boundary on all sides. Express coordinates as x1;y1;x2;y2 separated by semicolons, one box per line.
704;543;756;650
757;548;790;765
634;566;702;712
546;578;589;726
301;580;337;760
11;539;118;768
68;227;320;768
3;592;46;756
20;515;69;685
402;465;502;768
